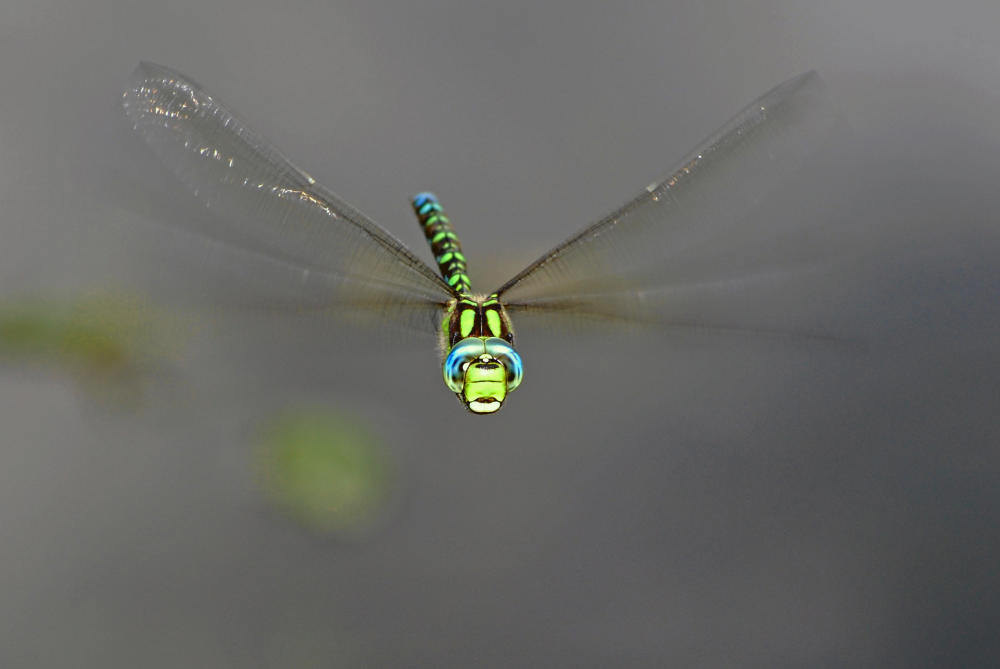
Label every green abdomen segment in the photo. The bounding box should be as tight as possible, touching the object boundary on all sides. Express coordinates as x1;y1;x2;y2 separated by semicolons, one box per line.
412;192;470;294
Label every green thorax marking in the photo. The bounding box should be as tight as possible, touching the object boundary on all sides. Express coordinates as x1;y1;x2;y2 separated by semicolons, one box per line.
411;192;471;294
442;294;514;348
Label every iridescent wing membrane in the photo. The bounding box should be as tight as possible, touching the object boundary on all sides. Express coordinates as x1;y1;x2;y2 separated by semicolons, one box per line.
122;62;456;334
496;72;840;338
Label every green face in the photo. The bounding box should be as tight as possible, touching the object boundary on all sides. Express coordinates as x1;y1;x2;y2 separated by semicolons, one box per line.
462;357;507;414
443;336;523;415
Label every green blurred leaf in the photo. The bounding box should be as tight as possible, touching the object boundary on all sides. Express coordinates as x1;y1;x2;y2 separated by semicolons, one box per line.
257;410;393;536
0;292;181;405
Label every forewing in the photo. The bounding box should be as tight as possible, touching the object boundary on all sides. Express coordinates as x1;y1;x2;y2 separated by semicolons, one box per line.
495;72;843;337
122;62;454;330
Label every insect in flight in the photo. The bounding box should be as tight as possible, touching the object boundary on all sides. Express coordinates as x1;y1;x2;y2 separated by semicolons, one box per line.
123;62;836;414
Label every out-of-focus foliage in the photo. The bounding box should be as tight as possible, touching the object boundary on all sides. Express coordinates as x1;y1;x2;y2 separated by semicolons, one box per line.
0;293;177;403
256;410;394;536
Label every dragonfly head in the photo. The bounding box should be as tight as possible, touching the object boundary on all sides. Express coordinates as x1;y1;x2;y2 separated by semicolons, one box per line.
443;337;523;414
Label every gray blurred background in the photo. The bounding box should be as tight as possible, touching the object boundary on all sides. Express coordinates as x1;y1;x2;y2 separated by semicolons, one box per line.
1;1;999;667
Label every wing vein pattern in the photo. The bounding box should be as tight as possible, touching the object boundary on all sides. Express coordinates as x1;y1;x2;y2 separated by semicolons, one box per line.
495;71;840;334
122;62;454;331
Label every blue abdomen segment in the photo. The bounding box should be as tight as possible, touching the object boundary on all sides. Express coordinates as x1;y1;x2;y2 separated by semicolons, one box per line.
412;192;471;294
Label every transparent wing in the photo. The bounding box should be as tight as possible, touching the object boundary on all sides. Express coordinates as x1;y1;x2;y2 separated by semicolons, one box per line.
122;62;455;333
495;72;843;337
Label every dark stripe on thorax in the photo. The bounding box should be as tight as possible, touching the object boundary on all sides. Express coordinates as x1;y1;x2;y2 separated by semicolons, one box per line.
446;294;514;347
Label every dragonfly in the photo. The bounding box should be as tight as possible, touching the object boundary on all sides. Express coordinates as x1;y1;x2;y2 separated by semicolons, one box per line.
123;62;836;414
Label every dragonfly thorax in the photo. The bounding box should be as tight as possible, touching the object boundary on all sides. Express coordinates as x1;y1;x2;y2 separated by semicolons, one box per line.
444;295;514;347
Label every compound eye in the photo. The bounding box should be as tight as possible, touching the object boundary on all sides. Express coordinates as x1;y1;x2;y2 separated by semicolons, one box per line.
443;338;487;393
484;337;523;392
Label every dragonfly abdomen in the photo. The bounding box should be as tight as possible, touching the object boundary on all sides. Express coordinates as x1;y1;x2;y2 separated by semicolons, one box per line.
411;192;471;294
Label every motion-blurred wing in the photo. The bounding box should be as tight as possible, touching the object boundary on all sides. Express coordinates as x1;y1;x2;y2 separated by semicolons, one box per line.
122;62;454;330
495;72;842;337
